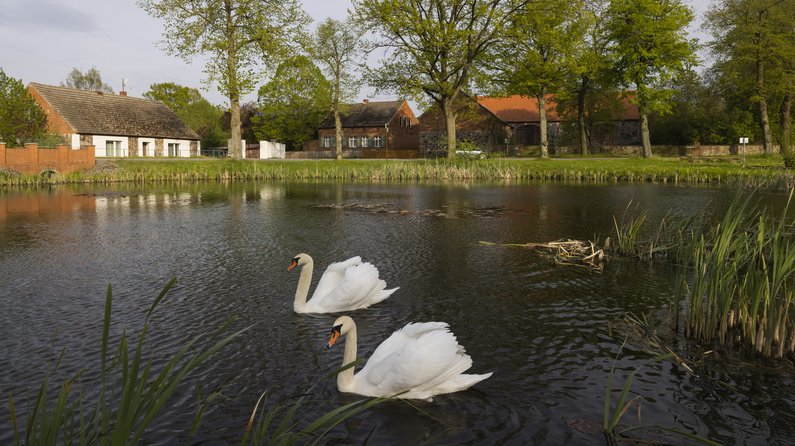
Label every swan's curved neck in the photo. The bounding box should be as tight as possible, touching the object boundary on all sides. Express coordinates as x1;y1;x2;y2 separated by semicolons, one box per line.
338;326;357;392
293;257;314;312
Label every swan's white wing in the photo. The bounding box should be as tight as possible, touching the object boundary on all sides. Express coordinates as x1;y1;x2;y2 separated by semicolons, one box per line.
309;259;397;312
355;322;480;397
310;256;361;304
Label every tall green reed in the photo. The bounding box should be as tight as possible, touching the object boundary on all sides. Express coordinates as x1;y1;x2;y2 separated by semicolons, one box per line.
8;279;251;445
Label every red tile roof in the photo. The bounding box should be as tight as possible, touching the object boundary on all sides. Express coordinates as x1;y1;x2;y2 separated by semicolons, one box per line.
476;94;639;123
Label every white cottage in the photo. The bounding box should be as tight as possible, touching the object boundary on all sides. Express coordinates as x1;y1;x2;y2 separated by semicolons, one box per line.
28;83;200;157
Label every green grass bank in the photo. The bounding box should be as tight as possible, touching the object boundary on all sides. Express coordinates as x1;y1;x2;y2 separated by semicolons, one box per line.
2;155;795;189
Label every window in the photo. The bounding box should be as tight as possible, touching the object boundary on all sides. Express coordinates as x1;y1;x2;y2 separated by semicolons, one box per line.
348;136;357;148
323;137;332;148
105;140;121;157
360;136;368;148
168;143;180;157
374;136;382;148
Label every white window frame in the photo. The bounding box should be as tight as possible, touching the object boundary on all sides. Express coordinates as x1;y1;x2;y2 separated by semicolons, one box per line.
105;140;122;157
348;136;357;148
360;136;368;148
323;137;332;148
167;142;180;157
374;136;382;148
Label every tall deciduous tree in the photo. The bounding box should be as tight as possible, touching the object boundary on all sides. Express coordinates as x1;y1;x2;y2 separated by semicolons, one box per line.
354;0;518;158
62;67;114;93
252;56;332;151
604;0;696;158
499;0;586;158
0;69;46;144
312;18;363;160
706;0;795;156
137;0;310;159
144;82;228;149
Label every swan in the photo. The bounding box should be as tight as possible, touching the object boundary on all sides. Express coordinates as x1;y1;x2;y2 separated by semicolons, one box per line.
325;315;492;399
288;253;398;313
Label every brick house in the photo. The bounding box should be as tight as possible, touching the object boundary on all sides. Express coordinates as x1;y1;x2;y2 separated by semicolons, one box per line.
28;83;200;158
419;94;640;154
316;99;420;154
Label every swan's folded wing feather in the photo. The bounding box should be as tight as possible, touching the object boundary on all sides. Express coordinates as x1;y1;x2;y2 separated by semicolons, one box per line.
358;322;473;394
311;256;362;304
314;262;392;311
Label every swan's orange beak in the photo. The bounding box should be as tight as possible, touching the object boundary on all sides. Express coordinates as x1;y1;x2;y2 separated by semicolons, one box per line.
327;326;341;349
287;259;298;272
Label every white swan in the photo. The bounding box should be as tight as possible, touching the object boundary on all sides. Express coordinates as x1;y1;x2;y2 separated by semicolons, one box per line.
326;315;493;399
288;253;398;313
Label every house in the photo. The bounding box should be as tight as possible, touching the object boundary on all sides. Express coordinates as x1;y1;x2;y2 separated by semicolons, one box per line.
315;99;420;155
419;94;640;154
28;83;200;158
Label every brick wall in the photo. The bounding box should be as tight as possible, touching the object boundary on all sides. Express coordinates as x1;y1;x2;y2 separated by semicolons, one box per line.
0;142;95;174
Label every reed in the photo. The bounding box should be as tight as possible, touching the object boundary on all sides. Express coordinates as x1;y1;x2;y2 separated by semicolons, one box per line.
673;192;795;357
7;279;250;445
2;156;795;189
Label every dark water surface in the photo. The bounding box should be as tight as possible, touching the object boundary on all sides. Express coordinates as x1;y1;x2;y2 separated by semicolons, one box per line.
1;182;794;445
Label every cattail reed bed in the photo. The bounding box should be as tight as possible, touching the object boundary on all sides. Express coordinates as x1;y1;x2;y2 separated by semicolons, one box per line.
609;193;795;359
2;156;795;188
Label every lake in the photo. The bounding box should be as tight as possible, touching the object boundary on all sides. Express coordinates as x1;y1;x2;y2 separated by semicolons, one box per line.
1;181;794;445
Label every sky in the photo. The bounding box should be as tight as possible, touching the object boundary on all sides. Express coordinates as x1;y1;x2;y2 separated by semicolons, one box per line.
1;0;712;109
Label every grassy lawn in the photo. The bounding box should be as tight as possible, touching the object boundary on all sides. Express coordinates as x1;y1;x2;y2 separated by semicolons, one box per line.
1;154;794;189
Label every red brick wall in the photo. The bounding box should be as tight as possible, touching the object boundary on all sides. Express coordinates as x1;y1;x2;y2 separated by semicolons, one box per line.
0;143;96;174
27;85;75;135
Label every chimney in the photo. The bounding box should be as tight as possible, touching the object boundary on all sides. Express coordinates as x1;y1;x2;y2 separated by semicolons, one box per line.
362;98;369;104
119;91;127;96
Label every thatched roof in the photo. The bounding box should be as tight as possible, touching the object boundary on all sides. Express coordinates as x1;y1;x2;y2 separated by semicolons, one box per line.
29;83;200;140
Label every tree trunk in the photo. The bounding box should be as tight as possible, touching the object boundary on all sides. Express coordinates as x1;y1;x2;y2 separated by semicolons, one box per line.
334;109;343;160
229;97;242;159
334;72;343;160
538;88;549;158
640;108;652;158
757;58;774;154
781;92;793;164
577;75;589;156
443;97;457;159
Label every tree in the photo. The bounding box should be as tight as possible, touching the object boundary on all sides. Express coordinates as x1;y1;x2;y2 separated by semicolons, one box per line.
251;56;332;151
0;69;46;145
604;0;696;157
144;82;228;149
312;18;363;160
354;0;519;158
62;67;114;93
137;0;310;159
707;0;795;157
499;0;587;158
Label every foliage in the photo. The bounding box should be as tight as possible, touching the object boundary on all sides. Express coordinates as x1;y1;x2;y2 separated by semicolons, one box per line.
706;0;795;157
144;82;228;148
62;67;114;93
353;0;517;157
311;17;364;159
251;56;332;151
604;0;696;157
7;279;250;445
0;69;47;144
497;0;588;157
137;0;310;159
648;69;738;145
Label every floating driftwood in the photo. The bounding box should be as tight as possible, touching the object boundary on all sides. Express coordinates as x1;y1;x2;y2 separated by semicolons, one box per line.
480;238;610;270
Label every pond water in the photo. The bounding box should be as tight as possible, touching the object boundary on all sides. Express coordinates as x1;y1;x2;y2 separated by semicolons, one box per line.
1;181;794;445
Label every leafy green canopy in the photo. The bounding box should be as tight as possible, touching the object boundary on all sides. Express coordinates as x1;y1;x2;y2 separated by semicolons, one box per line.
144;82;228;149
252;56;332;151
62;67;115;93
0;69;46;145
